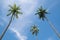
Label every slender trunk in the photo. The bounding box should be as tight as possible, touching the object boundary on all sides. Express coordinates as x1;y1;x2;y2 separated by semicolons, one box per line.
0;15;13;40
45;17;60;38
36;35;38;40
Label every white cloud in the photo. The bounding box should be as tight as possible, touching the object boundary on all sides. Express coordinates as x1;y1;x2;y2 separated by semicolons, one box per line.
48;37;54;40
10;18;33;33
10;28;27;40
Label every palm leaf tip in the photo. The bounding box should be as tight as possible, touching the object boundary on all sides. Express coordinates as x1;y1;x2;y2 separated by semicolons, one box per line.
7;13;11;16
9;5;13;9
35;13;38;15
16;6;21;10
19;12;23;14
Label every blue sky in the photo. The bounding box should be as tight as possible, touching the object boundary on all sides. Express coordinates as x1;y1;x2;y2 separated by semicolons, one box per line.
0;0;60;40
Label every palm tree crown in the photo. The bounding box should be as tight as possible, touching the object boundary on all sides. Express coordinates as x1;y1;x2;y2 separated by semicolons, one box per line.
7;3;22;18
30;25;39;36
35;6;48;20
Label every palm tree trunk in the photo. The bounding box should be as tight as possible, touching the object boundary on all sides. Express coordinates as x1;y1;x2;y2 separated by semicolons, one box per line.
45;17;60;38
0;15;13;40
36;36;38;40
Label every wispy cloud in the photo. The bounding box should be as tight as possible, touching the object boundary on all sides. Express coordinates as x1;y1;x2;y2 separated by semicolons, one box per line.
48;37;54;40
10;28;27;40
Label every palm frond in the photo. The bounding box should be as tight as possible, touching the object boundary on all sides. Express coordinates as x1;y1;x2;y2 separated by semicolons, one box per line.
16;14;18;18
9;5;13;9
7;4;22;19
16;6;20;10
30;25;39;36
7;13;11;16
36;6;48;21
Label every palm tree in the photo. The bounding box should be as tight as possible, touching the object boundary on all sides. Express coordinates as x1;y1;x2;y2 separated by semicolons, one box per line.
35;6;60;38
0;4;22;40
30;25;39;40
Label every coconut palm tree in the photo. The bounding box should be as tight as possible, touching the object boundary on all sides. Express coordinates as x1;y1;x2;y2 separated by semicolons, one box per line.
30;25;39;40
0;4;22;40
35;6;60;38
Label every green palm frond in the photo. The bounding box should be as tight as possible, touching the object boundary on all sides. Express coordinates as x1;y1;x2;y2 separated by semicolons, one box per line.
30;25;39;36
7;3;22;18
39;6;43;11
7;13;11;16
9;5;13;9
16;6;20;10
35;6;48;21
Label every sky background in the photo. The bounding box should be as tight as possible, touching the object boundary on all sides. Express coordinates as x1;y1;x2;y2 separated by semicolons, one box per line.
0;0;60;40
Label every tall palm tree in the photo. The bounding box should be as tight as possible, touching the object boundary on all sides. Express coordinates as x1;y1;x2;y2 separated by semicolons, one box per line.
30;25;39;40
0;4;22;40
35;6;60;38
